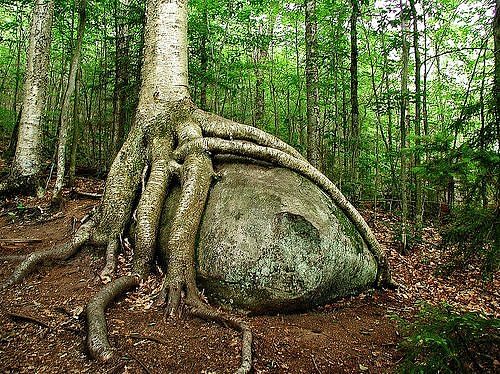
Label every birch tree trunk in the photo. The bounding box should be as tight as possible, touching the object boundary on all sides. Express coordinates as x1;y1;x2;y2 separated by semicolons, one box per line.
1;0;54;195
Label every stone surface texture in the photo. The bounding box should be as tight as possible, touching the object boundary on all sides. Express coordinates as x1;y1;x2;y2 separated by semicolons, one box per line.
161;160;377;313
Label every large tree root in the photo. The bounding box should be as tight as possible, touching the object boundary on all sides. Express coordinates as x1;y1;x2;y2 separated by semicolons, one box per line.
86;274;140;360
1;106;394;372
174;136;395;287
187;298;253;374
1;218;95;291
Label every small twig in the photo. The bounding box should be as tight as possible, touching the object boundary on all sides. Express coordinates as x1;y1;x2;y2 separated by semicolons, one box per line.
0;255;26;261
312;355;322;374
128;352;151;374
0;238;42;244
7;311;52;329
128;333;170;346
72;189;102;199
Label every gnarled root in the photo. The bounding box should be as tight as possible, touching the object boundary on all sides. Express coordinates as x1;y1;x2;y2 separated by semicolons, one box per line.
159;122;213;315
86;274;140;361
133;137;175;278
187;298;253;374
174;137;394;287
193;109;306;161
1;218;95;290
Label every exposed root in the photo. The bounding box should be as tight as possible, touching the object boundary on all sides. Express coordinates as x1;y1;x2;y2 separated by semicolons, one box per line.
174;137;393;287
159;122;213;316
99;236;119;283
194;109;306;161
133;137;174;278
186;297;253;374
86;274;140;361
1;219;95;290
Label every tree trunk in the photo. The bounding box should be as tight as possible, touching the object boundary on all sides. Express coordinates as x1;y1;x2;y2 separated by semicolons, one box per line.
53;0;87;202
1;0;55;195
68;68;81;187
349;0;360;200
305;0;321;170
199;0;209;110
494;0;500;151
400;0;410;253
409;0;423;234
112;0;131;156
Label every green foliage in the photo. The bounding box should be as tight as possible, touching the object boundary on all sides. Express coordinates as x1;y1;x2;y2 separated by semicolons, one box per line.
398;303;500;373
441;206;499;280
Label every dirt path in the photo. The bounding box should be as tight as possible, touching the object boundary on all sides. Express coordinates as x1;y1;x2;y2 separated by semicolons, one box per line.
0;179;497;373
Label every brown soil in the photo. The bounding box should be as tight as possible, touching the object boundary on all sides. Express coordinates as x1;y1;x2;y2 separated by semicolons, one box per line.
0;178;497;373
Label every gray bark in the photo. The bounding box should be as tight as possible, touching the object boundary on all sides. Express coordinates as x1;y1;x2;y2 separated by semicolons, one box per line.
305;0;321;170
53;0;87;201
10;0;54;188
400;0;410;252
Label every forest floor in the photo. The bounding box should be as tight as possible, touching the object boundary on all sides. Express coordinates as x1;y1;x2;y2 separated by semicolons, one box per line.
0;177;498;373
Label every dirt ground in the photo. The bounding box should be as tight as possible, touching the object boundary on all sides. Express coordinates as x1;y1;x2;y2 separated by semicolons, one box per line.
0;178;498;373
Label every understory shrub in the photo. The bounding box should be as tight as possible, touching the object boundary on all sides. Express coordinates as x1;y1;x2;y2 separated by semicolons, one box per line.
398;303;500;373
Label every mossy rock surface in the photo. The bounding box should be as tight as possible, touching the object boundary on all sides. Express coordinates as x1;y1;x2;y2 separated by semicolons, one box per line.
161;159;377;313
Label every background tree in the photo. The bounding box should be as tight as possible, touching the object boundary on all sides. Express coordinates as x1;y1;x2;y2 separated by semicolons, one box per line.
0;0;54;195
52;0;87;202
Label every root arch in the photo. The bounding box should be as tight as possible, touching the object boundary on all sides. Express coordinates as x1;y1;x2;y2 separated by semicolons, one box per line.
1;104;393;373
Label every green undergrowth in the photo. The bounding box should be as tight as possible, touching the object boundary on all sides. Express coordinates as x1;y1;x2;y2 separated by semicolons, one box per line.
396;302;500;373
440;206;499;281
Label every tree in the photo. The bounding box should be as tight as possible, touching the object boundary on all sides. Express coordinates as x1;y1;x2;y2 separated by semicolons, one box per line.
349;0;360;200
2;0;393;372
52;0;87;202
409;0;423;234
400;0;410;253
0;0;54;195
305;0;321;170
494;0;500;150
111;0;131;156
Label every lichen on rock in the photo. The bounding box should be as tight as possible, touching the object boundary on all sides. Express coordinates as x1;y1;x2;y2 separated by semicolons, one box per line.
161;158;378;313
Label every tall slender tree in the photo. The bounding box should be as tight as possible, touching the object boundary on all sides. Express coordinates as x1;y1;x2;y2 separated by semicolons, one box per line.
305;0;321;170
0;0;54;195
400;0;410;253
350;0;360;199
53;0;87;202
409;0;423;234
112;0;131;156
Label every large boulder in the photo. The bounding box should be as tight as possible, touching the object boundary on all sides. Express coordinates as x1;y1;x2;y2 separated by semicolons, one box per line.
160;159;377;313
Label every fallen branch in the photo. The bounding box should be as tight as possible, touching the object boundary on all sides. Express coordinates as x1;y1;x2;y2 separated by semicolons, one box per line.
71;188;103;199
7;311;52;329
0;238;42;244
128;332;170;346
